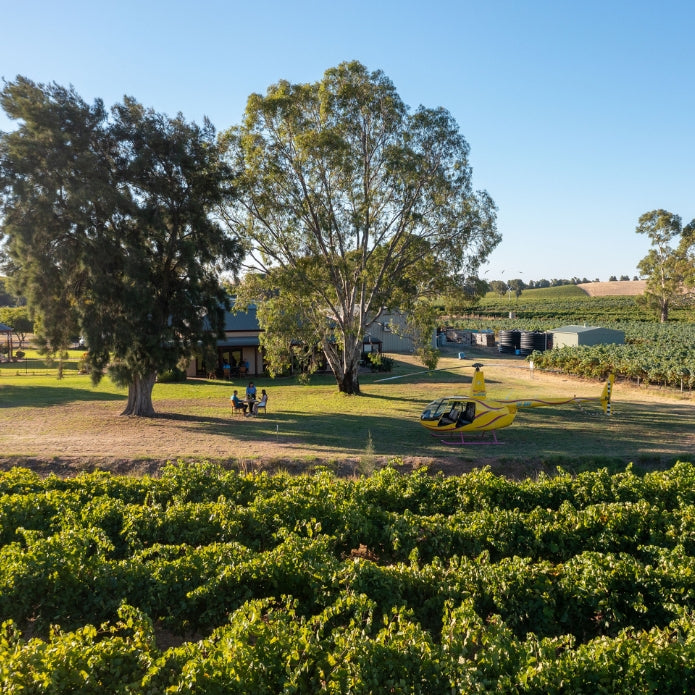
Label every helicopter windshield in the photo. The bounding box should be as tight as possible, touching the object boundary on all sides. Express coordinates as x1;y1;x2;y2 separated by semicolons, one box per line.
421;399;450;421
420;398;448;420
421;399;476;425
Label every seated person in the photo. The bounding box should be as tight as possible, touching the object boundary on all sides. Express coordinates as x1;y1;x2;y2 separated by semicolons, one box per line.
231;390;247;414
245;381;257;401
252;389;268;415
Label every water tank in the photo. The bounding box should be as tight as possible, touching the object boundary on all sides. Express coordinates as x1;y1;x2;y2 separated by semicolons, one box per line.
520;331;550;355
498;329;521;354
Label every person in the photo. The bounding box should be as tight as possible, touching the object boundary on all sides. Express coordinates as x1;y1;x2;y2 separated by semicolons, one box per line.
231;390;247;414
246;381;257;401
252;389;268;415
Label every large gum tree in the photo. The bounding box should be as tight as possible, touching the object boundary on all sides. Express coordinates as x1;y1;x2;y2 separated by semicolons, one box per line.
636;209;695;323
220;61;499;394
0;77;242;415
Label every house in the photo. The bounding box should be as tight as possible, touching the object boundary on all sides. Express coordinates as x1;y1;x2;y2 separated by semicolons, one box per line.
186;305;432;378
550;324;625;349
186;303;264;378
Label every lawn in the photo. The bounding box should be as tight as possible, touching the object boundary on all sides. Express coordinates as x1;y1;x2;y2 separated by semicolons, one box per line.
0;345;693;477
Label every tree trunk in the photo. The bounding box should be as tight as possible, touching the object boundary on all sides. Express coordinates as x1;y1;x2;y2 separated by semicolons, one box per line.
121;371;157;416
324;332;362;394
660;303;668;323
336;367;361;395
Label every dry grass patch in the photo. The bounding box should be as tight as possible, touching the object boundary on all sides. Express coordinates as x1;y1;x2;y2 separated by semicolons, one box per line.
578;281;646;296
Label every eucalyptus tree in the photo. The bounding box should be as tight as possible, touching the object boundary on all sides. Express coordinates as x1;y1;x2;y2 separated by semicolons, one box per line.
636;209;695;322
0;77;242;415
220;61;499;394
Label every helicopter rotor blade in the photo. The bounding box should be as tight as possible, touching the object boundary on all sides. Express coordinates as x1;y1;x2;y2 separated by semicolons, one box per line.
374;364;475;382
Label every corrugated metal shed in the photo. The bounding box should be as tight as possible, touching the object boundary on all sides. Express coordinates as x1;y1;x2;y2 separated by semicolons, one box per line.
367;311;422;353
551;324;625;348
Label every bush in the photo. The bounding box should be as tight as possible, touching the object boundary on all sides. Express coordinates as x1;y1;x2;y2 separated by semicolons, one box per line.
363;352;394;372
157;367;187;383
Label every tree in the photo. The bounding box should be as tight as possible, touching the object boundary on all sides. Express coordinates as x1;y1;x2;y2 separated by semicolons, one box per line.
0;306;32;347
507;278;524;299
0;276;18;306
489;280;508;297
440;276;489;315
635;209;695;322
219;62;499;394
0;77;242;414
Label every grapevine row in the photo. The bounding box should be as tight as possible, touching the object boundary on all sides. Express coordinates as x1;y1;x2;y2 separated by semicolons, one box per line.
1;462;695;691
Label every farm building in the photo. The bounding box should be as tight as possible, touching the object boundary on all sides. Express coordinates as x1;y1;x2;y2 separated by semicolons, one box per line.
365;310;436;354
550;324;625;348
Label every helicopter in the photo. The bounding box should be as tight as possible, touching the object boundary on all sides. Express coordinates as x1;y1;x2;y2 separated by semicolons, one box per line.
377;362;614;445
420;363;614;444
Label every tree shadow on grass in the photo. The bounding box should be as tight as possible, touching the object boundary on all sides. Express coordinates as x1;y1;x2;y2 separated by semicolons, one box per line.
138;406;429;457
153;412;233;426
0;384;125;407
196;398;695;464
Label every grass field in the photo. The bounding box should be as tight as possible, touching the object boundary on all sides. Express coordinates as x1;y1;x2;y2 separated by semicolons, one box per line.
1;344;692;478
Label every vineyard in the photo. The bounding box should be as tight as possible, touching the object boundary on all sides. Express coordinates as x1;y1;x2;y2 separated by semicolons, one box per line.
3;461;695;692
448;291;695;390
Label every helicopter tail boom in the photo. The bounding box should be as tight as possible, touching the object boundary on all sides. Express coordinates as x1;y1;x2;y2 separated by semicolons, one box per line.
496;373;615;414
600;374;614;414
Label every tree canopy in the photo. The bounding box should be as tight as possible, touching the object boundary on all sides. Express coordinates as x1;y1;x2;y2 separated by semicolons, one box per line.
220;61;499;394
0;77;242;414
636;209;695;322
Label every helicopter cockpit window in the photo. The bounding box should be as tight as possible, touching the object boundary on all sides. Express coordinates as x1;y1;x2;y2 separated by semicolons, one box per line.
421;400;448;421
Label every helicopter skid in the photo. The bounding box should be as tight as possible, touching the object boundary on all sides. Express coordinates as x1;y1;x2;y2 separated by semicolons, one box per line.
431;430;503;446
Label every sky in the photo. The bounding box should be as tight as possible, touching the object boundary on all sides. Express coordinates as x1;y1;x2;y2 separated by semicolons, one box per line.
1;0;693;282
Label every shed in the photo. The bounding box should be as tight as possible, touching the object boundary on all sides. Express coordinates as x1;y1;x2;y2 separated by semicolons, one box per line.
550;324;625;349
367;310;437;353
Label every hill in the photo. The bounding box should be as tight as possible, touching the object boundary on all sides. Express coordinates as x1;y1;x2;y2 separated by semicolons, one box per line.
484;282;646;302
578;280;646;296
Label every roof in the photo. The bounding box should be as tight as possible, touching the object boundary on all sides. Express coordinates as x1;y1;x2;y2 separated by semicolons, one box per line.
217;336;260;347
0;322;13;332
223;308;260;331
222;298;261;332
551;325;610;334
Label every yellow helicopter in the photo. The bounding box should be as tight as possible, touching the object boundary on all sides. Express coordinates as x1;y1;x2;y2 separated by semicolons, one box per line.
418;363;614;445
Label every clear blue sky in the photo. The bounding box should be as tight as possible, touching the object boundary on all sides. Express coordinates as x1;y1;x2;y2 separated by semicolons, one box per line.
2;0;693;282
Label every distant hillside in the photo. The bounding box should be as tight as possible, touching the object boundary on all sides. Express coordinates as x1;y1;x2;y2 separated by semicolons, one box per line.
484;282;646;301
577;281;645;296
